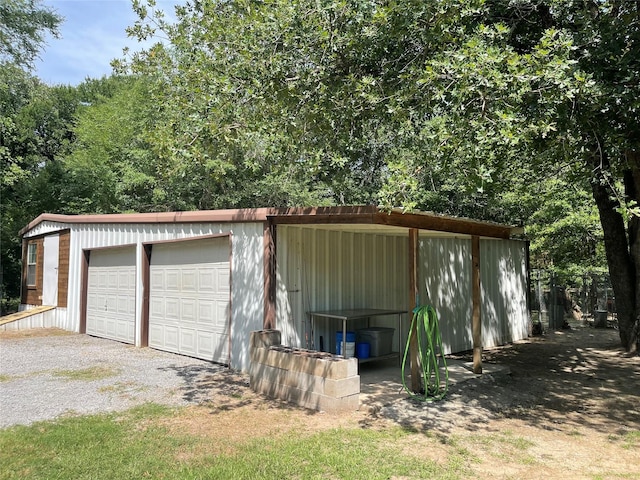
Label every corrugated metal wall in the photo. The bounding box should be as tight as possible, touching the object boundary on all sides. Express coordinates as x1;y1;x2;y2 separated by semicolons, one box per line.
417;236;473;354
275;226;409;353
480;239;530;347
418;237;529;354
276;227;530;356
25;221;264;371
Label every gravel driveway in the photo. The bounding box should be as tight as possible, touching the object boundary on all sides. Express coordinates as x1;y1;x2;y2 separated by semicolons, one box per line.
0;331;231;428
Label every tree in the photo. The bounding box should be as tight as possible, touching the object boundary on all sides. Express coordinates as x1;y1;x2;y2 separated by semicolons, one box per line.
123;0;636;350
0;0;63;313
526;176;606;282
395;1;640;350
0;68;81;312
0;0;61;68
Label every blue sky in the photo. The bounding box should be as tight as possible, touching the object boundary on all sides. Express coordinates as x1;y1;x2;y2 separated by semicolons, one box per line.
36;0;180;86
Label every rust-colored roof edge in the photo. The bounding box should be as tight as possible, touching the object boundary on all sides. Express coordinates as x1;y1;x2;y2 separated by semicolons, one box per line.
19;208;273;236
384;208;523;239
266;205;378;225
21;205;524;240
269;205;523;239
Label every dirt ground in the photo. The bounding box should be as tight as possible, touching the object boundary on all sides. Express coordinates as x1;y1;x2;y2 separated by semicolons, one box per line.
3;323;639;478
163;321;640;479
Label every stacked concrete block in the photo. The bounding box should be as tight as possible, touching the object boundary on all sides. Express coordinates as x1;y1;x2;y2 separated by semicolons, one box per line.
249;330;360;413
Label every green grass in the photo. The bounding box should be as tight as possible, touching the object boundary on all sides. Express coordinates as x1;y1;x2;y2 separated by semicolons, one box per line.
0;404;467;480
188;427;461;480
621;431;640;449
51;366;120;381
607;430;640;450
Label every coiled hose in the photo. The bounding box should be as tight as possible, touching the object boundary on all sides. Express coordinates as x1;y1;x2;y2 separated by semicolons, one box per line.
401;305;448;401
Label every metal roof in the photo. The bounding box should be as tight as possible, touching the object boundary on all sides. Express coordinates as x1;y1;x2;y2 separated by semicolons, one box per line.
20;205;524;239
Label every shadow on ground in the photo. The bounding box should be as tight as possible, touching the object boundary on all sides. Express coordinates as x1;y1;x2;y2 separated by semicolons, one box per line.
359;322;639;435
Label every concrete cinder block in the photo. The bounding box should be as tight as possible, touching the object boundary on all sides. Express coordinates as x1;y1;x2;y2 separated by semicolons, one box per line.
323;376;361;398
253;377;360;413
249;360;284;389
251;347;282;369
288;355;358;380
251;363;285;388
254;348;356;378
249;340;361;413
250;346;285;368
278;369;360;397
250;330;282;349
317;393;361;413
250;364;360;401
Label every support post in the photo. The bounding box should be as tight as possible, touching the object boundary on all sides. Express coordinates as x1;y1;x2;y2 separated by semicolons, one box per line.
79;250;90;334
409;228;420;392
472;235;482;374
263;220;277;329
140;244;152;347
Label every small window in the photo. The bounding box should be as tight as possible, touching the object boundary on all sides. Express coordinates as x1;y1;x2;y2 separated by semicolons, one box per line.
27;243;37;286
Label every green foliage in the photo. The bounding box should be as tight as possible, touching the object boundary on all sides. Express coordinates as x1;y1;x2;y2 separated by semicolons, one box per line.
6;0;640;320
0;0;62;68
117;0;614;279
526;175;607;282
62;76;156;213
0;64;82;303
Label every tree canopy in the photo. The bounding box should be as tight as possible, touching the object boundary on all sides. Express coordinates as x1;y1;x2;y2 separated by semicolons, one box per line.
0;0;61;68
117;0;640;350
1;0;637;351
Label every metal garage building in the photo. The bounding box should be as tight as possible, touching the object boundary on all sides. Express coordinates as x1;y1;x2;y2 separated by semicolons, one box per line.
16;206;529;372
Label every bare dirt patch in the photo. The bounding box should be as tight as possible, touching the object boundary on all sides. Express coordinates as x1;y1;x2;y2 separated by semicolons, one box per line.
158;323;639;478
0;327;73;339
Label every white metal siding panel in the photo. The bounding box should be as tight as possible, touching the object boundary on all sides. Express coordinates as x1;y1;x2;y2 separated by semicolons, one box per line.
86;247;136;344
59;221;263;371
22;221;70;238
276;226;409;354
418;236;473;355
480;239;529;347
228;223;265;370
149;237;231;363
1;306;60;331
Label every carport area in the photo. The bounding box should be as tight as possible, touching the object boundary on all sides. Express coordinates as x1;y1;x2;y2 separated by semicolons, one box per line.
358;357;510;410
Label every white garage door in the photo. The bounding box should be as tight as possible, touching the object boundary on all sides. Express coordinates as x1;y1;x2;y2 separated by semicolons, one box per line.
86;247;136;344
148;237;231;363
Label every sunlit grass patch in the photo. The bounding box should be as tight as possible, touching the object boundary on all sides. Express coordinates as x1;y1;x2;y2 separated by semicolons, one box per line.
0;404;467;480
98;381;148;396
622;431;640;449
51;366;120;381
456;429;537;467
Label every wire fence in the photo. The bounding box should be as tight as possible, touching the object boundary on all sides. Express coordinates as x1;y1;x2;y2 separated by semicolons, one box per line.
530;270;617;332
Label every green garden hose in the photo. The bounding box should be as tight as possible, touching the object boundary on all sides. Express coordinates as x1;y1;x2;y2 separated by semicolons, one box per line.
401;305;449;401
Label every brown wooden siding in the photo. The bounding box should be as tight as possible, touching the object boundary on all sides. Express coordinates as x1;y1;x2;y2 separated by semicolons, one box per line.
20;239;27;304
23;238;44;306
57;231;70;307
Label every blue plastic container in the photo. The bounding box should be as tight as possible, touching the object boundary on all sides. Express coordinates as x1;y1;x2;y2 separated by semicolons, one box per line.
336;331;356;356
356;342;370;359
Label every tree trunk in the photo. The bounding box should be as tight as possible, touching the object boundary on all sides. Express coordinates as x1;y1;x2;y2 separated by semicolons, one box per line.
624;152;640;352
591;156;638;352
